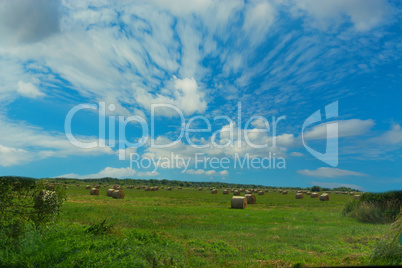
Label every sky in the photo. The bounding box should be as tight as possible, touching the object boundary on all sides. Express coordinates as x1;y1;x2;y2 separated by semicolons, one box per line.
0;0;401;192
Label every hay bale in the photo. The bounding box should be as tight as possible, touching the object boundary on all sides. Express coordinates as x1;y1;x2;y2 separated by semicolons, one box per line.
320;193;329;201
107;188;115;197
137;186;141;189
231;196;247;209
245;190;251;194
350;192;354;195
244;194;256;204
354;195;361;200
282;190;288;195
233;190;240;196
85;185;91;190
178;187;182;189
310;192;319;198
211;189;218;194
90;188;99;196
258;191;264;195
198;187;203;191
150;187;155;191
112;190;124;199
161;186;164;189
296;193;304;199
223;190;229;194
145;187;150;191
306;191;311;195
167;187;172;191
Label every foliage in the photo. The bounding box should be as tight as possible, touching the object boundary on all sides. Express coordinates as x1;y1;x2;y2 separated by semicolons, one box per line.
85;219;114;235
371;210;402;265
311;186;321;192
0;177;67;248
344;191;402;224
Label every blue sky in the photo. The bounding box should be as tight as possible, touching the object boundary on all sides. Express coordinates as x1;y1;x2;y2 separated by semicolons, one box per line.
0;0;401;192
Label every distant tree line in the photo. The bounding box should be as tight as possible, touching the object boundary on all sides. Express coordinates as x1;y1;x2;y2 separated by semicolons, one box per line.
0;176;360;192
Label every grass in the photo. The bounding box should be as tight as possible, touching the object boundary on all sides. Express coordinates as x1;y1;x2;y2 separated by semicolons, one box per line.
0;187;394;267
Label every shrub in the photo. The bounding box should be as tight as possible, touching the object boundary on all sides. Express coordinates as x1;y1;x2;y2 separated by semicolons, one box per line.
0;177;67;247
371;210;402;265
311;186;321;192
85;219;114;235
343;191;401;224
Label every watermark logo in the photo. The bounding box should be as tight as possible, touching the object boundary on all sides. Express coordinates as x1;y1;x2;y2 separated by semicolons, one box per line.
64;100;339;173
302;101;338;167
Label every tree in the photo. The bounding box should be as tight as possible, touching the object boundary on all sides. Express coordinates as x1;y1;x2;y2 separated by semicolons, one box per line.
311;186;321;192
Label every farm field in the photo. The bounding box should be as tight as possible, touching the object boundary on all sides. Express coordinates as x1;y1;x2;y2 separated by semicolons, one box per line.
1;185;390;267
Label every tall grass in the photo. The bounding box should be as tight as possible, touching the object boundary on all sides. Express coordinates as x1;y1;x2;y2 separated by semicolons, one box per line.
371;210;402;265
343;191;401;224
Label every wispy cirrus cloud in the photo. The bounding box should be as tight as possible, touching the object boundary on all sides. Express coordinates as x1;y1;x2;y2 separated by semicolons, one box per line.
56;167;135;179
298;167;368;178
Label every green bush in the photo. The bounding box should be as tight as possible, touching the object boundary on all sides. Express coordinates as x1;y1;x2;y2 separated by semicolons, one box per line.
0;177;67;248
371;211;402;265
343;191;401;224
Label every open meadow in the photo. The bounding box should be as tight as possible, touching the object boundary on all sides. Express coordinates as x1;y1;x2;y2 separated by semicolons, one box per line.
1;183;392;268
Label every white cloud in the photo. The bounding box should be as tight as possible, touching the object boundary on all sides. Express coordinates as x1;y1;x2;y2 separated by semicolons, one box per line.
205;170;216;175
186;169;206;175
219;170;229;175
290;152;304;157
185;169;228;176
0;116;114;166
17;81;45;98
369;124;402;145
292;0;391;32
57;167;136;179
243;0;276;46
303;119;374;140
298;167;368;178
134;77;207;116
0;144;31;166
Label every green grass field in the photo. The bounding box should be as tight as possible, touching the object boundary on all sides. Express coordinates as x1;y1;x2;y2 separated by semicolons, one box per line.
1;186;390;267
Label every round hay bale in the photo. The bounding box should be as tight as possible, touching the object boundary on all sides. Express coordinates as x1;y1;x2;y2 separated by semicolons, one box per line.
282;190;288;195
233;190;240;196
296;193;304;199
178;187;182;189
145;187;150;191
198;187;203;191
310;192;319;198
137;186;141;189
354;195;361;200
90;188;99;196
306;191;311;195
245;190;251;194
167;187;172;191
297;190;302;193
85;185;91;190
211;189;218;194
150;187;155;191
161;186;164;189
258;191;265;195
350;192;354;195
107;188;115;197
223;190;229;194
320;193;329;201
231;196;247;209
244;194;256;204
112;190;124;199
278;190;282;193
